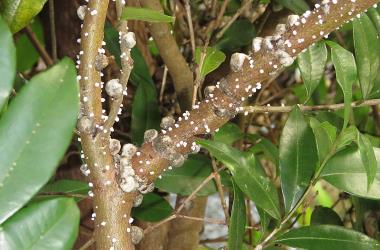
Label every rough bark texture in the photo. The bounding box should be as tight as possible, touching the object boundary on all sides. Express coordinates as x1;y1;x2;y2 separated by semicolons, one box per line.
140;0;194;111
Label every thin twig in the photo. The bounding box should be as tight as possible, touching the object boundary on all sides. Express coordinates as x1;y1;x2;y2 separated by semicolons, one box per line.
211;159;230;224
24;26;54;66
215;0;253;39
241;99;380;114
184;0;196;55
49;0;57;61
78;237;95;250
159;65;168;103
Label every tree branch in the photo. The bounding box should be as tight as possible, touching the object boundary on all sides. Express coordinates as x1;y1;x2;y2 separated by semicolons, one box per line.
130;0;379;186
140;0;194;111
241;99;380;114
78;0;135;249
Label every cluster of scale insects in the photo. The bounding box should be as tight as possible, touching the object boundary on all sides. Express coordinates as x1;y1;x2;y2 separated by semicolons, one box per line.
75;0;376;247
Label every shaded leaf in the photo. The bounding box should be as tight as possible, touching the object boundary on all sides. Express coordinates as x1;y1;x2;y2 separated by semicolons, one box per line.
131;79;161;145
321;146;380;199
309;118;337;163
228;181;246;250
122;7;174;23
213;122;243;145
297;42;327;102
247;134;279;168
132;193;173;222
358;133;378;188
154;154;217;196
275;0;309;14
0;0;47;33
327;41;357;129
0;16;16;110
279;106;318;213
195;47;226;77
16;18;44;72
198;140;281;219
0;198;80;250
0;58;79;223
275;225;380;250
311;206;343;226
353;13;380;99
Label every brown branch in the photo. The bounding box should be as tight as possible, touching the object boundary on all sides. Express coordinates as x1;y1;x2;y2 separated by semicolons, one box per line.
241;99;380;113
24;26;54;66
211;159;230;224
131;0;378;185
78;0;135;249
140;0;194;111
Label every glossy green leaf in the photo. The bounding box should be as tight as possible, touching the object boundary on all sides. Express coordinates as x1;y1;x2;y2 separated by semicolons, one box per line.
213;122;243;145
353;13;380;99
16;18;44;72
247;134;279;168
228;181;246;250
132;193;173;222
275;225;380;250
310;206;343;226
131;79;161;145
335;126;358;152
215;19;256;53
0;58;79;223
327;41;357;129
358;133;378;188
198;140;281;219
367;8;380;35
309;118;337;163
154;154;217;196
38;179;89;200
0;0;47;33
275;0;309;14
195;47;226;77
0;16;16;110
279;106;318;213
0;198;80;250
122;7;174;23
321;146;380;199
297;42;327;102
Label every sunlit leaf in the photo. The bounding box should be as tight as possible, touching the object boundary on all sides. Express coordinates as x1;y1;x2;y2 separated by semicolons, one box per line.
195;47;226;77
0;58;79;223
122;7;174;23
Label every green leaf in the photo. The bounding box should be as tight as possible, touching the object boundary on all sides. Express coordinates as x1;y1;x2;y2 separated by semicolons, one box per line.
228;181;246;250
121;7;174;23
297;42;327;102
309;118;337;163
327;41;357;129
213;122;243;145
0;16;16;111
154;154;217;196
215;19;256;53
0;58;79;223
321;146;380;199
367;8;380;35
275;0;309;14
311;206;343;226
132;193;173;222
279;106;318;213
16;18;44;72
198;140;281;220
275;225;380;250
195;47;226;77
0;0;47;33
0;198;80;250
40;180;89;194
131;79;161;145
247;134;279;168
353;13;380;99
335;126;358;151
358;133;378;188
